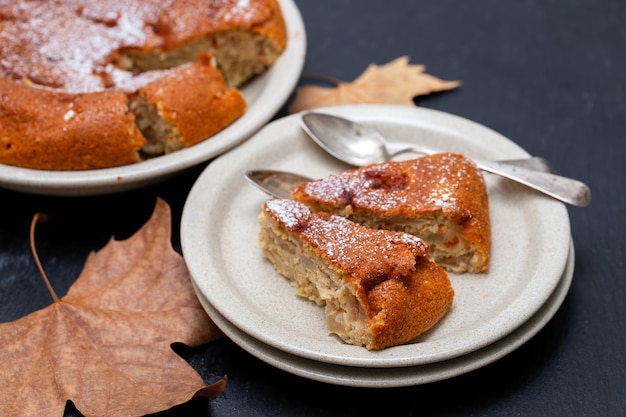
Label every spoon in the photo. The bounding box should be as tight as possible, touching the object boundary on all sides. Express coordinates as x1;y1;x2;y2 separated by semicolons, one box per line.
301;112;553;172
300;112;591;207
245;169;311;199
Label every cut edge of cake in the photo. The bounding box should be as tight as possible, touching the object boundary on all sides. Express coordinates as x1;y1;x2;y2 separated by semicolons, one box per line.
291;154;491;274
258;198;454;351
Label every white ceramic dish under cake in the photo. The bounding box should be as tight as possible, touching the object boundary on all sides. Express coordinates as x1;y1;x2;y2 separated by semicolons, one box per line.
194;243;572;387
0;0;306;196
181;104;572;369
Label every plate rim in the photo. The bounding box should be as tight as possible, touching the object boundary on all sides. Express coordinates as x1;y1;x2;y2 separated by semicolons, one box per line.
195;241;574;387
181;103;572;368
0;0;306;196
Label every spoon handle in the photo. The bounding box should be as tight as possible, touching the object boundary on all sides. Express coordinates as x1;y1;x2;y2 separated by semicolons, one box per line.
474;159;591;207
386;142;590;206
495;156;554;173
386;141;555;173
245;164;591;207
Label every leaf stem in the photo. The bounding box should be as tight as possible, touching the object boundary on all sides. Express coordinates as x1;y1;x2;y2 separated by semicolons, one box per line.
300;72;343;86
30;213;60;303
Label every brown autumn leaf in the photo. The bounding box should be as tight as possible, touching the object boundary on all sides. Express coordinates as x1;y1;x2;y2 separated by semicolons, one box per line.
0;198;225;417
288;56;461;113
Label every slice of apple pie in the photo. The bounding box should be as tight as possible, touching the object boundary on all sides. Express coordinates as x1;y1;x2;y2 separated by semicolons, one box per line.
258;198;454;350
291;153;491;273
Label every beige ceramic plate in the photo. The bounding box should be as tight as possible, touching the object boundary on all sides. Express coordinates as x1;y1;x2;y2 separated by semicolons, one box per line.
181;104;572;368
0;0;305;196
194;243;573;387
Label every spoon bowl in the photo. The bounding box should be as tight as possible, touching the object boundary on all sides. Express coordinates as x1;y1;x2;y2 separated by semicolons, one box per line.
300;112;591;207
301;112;401;166
245;169;312;199
301;112;552;171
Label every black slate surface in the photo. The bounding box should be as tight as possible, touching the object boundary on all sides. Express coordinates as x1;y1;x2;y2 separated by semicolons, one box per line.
1;1;624;416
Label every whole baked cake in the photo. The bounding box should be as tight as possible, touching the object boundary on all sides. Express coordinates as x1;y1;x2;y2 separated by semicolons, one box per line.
0;0;287;170
259;198;454;350
291;154;491;273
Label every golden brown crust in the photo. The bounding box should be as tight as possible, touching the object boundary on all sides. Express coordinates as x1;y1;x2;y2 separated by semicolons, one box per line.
291;154;491;272
247;0;288;56
0;0;286;170
261;198;454;350
366;256;454;349
135;54;247;150
0;0;287;91
0;78;145;170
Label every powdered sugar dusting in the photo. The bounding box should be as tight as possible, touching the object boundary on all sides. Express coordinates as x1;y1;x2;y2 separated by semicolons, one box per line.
297;153;486;218
0;0;271;92
265;198;311;229
213;0;262;23
63;109;76;122
264;199;429;276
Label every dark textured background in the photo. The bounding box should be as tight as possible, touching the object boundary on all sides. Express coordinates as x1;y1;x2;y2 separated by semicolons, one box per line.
1;0;624;416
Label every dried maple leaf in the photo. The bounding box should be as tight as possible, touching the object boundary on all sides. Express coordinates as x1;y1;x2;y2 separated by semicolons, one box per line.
0;198;225;417
288;56;461;113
